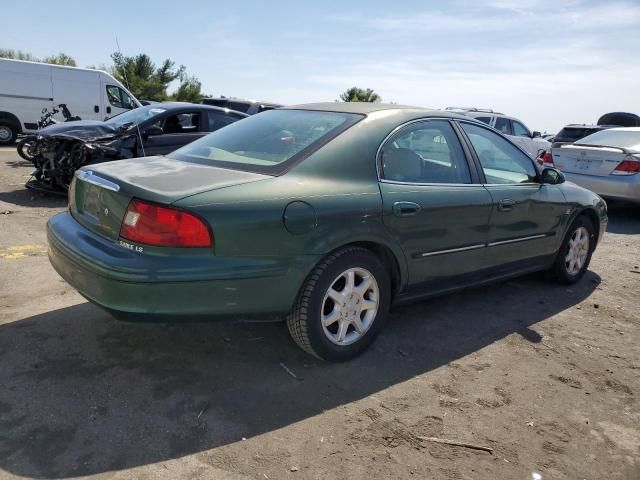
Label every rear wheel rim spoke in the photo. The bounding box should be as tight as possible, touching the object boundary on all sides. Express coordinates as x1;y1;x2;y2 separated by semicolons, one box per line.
321;266;380;346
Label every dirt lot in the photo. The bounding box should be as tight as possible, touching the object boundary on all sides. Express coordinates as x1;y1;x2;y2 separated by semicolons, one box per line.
0;146;638;480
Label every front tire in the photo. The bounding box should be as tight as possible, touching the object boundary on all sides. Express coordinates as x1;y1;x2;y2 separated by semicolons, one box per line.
17;135;37;161
287;247;391;361
550;215;595;284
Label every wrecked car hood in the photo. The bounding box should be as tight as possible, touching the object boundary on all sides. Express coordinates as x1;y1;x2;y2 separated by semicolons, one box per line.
38;120;124;141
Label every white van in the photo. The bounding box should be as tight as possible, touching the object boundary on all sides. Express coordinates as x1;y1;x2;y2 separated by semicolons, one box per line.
0;58;142;144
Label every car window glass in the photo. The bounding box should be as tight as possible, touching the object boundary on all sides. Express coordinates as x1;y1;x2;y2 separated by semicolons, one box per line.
120;89;133;109
381;120;471;184
156;112;202;134
208;111;238;131
512;121;530;137
461;122;537;184
170;110;361;171
475;116;491;125
106;85;126;108
494;117;512;135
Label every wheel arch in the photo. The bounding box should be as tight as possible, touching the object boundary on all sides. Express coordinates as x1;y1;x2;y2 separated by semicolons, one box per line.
577;207;601;245
0;111;22;133
327;240;406;297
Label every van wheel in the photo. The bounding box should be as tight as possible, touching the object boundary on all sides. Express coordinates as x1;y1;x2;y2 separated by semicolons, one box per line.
0;121;17;145
550;215;595;284
287;247;390;362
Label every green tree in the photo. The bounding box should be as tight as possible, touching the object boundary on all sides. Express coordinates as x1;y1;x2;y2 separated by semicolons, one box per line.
0;48;76;66
42;52;77;66
110;52;186;101
339;87;381;103
171;74;203;103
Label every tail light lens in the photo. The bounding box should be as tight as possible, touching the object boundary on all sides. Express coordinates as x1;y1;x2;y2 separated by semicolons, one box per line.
611;155;640;175
120;199;212;247
537;150;554;167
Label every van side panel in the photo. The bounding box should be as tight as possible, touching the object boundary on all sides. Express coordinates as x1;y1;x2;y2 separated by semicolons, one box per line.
51;68;102;121
0;59;54;132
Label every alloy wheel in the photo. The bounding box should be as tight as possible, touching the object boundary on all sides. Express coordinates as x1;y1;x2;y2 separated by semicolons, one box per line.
565;226;589;276
321;267;379;346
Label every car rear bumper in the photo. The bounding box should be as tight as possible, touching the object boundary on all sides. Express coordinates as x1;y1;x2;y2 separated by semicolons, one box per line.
564;172;640;203
47;212;317;318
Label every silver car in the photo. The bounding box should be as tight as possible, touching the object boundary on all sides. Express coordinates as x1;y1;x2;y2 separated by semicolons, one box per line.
551;127;640;203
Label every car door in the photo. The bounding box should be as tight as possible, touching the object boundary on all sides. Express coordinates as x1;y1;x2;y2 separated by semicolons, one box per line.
458;121;567;270
379;119;494;288
142;111;208;156
103;83;135;120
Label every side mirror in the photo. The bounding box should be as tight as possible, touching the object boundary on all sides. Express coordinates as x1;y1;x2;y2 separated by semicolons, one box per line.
145;125;163;137
532;131;541;138
541;167;565;185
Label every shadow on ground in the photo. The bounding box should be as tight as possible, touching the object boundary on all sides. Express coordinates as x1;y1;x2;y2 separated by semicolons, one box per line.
606;202;640;235
0;272;600;478
0;188;67;209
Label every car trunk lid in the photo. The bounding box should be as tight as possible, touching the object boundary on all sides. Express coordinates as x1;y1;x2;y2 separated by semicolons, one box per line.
551;145;628;177
69;156;270;240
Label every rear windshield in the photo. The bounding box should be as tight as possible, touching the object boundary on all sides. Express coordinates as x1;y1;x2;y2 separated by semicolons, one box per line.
170;109;362;174
577;129;640;150
555;127;602;142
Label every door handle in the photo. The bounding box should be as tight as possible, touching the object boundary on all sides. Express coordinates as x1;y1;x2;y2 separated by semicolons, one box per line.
498;198;516;212
106;106;111;114
94;105;99;113
393;201;421;217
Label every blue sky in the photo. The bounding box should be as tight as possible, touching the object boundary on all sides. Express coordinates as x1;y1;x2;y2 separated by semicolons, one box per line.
3;0;639;132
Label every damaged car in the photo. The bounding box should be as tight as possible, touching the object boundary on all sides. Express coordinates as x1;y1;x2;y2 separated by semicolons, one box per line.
27;103;248;193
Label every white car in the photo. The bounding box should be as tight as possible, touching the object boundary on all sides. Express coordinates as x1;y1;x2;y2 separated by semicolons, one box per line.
0;58;142;145
447;108;550;158
551;127;640;204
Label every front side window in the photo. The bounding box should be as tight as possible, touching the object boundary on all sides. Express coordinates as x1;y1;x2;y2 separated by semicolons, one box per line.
106;85;127;108
170;109;361;173
494;117;512;135
512;121;531;137
156;112;202;134
461;122;537;184
380;120;471;184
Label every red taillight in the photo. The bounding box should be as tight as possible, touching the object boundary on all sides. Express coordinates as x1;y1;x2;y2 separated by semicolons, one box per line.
119;199;212;247
612;156;640;175
539;151;554;167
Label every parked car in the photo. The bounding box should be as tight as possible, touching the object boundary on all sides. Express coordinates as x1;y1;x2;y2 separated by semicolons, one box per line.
597;112;640;128
47;103;607;361
446;107;549;158
553;124;614;145
28;103;248;193
551;127;640;203
0;58;141;145
200;97;282;115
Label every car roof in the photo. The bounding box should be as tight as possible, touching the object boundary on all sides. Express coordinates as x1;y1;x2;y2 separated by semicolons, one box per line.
284;102;441;114
152;102;249;116
606;127;640;132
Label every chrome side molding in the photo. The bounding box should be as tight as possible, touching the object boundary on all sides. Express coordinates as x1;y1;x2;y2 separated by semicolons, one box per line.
75;170;120;192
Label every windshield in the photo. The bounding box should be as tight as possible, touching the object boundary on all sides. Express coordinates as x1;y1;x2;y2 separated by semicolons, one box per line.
169;109;362;173
577;129;640;151
105;105;167;129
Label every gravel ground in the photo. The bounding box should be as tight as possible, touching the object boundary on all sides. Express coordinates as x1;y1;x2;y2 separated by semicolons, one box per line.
0;146;638;480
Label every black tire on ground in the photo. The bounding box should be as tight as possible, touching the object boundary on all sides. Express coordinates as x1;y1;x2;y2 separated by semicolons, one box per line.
550;215;595;284
287;246;391;362
17;135;37;161
0;120;17;146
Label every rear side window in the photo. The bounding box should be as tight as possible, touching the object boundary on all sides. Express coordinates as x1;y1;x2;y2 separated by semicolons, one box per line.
461;122;537;184
494;117;512;135
170;109;362;174
475;116;491;125
380;120;471;184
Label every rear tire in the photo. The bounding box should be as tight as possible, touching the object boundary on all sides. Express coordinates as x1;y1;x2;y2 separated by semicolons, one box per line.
0;121;17;146
287;247;390;362
550;215;595;284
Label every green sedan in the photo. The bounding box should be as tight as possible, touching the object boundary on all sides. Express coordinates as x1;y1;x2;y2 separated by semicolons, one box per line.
47;103;607;361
